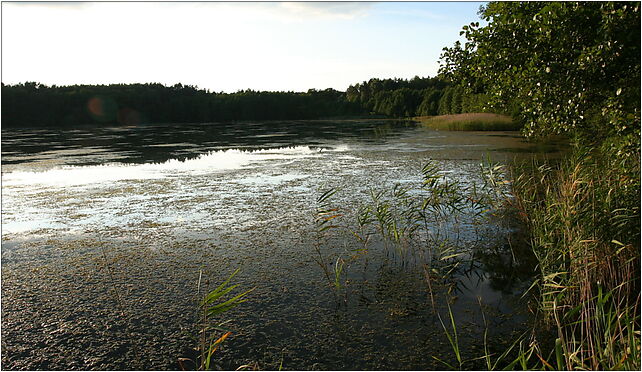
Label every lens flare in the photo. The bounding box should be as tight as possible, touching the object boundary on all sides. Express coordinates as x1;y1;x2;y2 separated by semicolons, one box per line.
87;96;118;122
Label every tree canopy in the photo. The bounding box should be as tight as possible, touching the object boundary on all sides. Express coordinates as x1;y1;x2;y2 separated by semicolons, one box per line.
439;1;640;152
344;76;489;117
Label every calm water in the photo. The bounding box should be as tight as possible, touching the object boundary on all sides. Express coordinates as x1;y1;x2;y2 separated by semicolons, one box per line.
1;121;563;370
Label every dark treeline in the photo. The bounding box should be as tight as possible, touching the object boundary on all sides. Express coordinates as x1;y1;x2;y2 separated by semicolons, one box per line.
1;83;362;127
1;77;489;128
345;76;490;117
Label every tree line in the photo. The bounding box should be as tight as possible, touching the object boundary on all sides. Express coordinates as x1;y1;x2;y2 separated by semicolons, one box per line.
1;76;492;128
0;83;362;127
345;76;491;117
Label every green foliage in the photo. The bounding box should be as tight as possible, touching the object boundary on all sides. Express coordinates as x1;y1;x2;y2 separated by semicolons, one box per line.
417;88;442;116
2;74;495;126
440;2;640;147
438;86;454;115
202;268;254;318
181;268;254;371
346;76;456;118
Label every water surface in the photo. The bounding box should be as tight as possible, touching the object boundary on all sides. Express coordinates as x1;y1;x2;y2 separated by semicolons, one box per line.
1;120;562;370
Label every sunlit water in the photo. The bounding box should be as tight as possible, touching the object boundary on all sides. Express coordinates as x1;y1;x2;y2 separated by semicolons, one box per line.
1;121;563;370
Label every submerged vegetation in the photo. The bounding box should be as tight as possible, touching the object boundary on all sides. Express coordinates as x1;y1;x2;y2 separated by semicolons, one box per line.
2;2;639;371
312;157;518;300
415;113;520;131
311;157;538;368
311;147;639;370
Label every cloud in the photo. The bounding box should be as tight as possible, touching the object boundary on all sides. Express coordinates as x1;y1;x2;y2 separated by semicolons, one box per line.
5;1;89;9
379;9;446;21
279;2;373;20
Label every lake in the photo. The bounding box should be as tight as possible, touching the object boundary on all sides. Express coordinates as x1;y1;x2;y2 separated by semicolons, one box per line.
1;120;564;370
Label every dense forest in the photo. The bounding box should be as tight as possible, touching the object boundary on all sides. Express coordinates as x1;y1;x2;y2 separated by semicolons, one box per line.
1;83;361;127
345;76;489;117
1;76;491;128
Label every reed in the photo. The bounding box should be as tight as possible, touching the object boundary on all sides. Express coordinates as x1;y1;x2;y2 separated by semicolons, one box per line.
313;188;342;286
314;187;368;295
508;146;641;370
429;144;641;370
415;113;521;131
180;268;254;371
313;159;502;310
435;299;532;370
355;147;640;370
314;148;640;370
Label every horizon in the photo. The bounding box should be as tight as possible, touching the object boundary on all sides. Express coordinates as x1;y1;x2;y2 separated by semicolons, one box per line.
1;1;484;93
1;74;442;93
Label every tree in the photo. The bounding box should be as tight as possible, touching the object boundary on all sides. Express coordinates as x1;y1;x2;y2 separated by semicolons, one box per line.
417;88;442;116
438;86;453;115
440;1;640;152
449;85;463;114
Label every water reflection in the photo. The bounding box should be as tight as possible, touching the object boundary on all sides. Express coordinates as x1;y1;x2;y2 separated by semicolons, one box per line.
1;120;414;169
3;146;328;187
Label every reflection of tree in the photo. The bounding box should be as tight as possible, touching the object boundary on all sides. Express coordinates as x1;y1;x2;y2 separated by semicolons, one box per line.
1;120;412;167
469;236;537;294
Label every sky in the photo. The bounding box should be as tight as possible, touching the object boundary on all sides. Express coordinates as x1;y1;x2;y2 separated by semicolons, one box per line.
1;1;485;93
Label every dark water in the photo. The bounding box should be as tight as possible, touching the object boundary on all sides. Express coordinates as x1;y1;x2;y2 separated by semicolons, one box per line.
1;120;563;370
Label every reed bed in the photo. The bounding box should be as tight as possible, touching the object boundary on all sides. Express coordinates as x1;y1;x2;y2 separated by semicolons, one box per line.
506;147;641;370
315;147;640;370
416;113;521;131
312;159;511;303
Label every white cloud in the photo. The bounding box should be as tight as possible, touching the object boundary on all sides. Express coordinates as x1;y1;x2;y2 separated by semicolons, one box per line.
379;8;446;21
279;2;373;20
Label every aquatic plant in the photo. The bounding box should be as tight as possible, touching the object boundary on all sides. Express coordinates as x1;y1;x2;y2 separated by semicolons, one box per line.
313;158;508;316
507;148;641;370
433;302;463;369
179;268;254;371
434;147;641;370
313;187;344;287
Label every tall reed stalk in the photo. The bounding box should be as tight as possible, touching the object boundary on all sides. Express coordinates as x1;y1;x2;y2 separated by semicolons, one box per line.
508;146;641;370
180;268;254;371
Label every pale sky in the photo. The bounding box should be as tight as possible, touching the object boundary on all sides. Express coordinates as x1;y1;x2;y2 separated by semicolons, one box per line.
1;1;484;92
